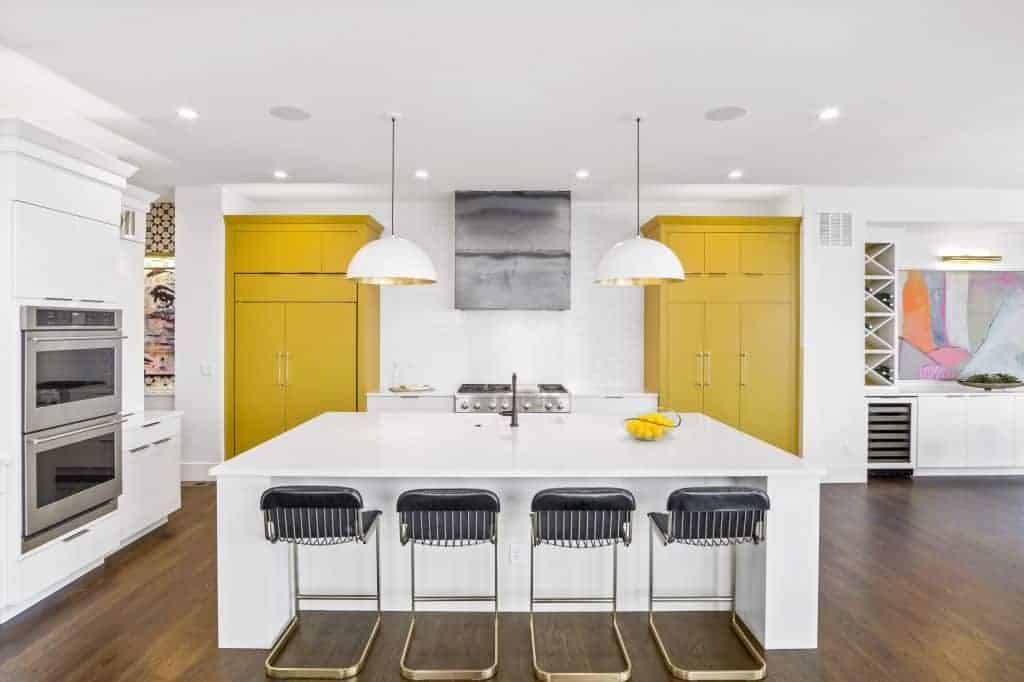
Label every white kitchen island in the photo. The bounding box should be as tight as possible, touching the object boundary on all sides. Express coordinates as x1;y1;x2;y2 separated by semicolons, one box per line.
211;412;822;651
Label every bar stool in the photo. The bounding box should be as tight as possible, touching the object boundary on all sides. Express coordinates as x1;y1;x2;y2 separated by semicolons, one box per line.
259;485;382;679
648;486;770;681
530;487;635;682
397;488;500;680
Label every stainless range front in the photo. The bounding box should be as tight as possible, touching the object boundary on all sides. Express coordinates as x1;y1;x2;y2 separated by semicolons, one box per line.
21;306;125;550
455;383;571;413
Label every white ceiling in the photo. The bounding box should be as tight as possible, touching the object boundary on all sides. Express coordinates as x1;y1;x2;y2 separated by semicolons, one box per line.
2;1;1023;195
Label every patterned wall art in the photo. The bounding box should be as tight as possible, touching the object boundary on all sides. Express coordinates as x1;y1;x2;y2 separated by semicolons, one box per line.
453;191;571;310
146;202;175;255
144;261;175;394
899;270;1024;380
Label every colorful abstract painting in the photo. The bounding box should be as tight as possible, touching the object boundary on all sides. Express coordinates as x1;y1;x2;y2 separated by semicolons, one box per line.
899;270;1024;380
144;267;175;394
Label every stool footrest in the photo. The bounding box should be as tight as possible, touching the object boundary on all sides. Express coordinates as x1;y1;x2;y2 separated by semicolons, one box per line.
648;611;765;681
266;612;381;680
530;612;631;681
296;593;379;601
533;596;615;605
651;595;734;603
400;614;498;680
413;595;497;603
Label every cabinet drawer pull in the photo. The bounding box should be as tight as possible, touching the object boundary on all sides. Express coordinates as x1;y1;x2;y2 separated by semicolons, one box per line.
742;272;765;276
62;528;91;543
740;352;750;387
707;272;729;276
142;420;161;428
152;437;174;445
399;395;420;399
43;296;73;301
603;395;625;399
129;444;151;453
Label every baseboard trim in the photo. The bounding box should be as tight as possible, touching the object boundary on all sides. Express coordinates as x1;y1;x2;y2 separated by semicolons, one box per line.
181;460;218;482
915;467;1024;477
823;467;868;484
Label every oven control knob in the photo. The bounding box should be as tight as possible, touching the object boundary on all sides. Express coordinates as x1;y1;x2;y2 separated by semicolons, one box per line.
556;401;565;411
501;401;510;410
489;400;497;410
460;401;469;410
544;401;553;411
473;401;481;410
523;402;532;411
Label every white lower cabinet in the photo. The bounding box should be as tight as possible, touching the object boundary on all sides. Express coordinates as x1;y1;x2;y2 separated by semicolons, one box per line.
916;394;1020;470
120;415;182;543
573;394;659;416
916;396;967;468
967;396;1015;467
366;394;454;412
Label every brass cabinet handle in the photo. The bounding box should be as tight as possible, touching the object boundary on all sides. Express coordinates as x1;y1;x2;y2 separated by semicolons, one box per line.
696;352;704;388
704;352;712;388
740;352;750;387
284;352;292;386
276;352;285;387
128;444;150;453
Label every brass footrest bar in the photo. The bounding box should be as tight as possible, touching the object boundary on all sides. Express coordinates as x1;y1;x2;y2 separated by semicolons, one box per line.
400;613;499;681
651;595;734;603
266;611;381;680
648;611;765;681
529;612;632;682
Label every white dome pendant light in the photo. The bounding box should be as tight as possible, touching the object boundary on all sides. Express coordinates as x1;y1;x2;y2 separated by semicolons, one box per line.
595;115;685;286
347;115;438;285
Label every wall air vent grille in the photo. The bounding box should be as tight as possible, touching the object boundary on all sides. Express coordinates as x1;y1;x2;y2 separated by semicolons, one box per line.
818;212;853;247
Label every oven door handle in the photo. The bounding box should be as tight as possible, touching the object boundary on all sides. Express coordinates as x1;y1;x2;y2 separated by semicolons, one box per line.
28;335;127;342
28;417;128;445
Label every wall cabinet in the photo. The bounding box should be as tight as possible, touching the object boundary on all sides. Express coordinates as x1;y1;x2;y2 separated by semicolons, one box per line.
645;216;801;454
13;201;120;303
224;216;382;457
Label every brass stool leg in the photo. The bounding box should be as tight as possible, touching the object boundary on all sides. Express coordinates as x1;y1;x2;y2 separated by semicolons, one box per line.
529;535;632;681
647;523;766;681
400;526;499;680
266;534;382;680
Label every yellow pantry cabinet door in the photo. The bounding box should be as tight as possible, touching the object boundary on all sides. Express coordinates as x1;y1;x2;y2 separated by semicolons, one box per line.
705;233;740;276
740;233;795;275
234;230;322;273
284;302;358;429
234;302;286;454
664;303;705;413
740;302;797;453
703;303;741;428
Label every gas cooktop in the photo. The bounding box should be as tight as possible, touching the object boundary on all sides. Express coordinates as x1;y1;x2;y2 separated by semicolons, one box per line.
455;383;570;413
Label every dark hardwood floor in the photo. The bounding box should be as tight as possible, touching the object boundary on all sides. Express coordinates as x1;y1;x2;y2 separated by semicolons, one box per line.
2;478;1023;681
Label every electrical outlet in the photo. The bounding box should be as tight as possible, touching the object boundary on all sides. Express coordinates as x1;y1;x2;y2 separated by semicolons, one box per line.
509;542;523;564
200;363;214;377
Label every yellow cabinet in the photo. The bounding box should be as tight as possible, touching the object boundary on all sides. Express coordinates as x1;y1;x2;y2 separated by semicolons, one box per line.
667;233;705;275
234;303;286;453
643;216;800;455
740;302;797;452
705;234;740;276
665;303;705;412
740;234;794;275
704;303;741;427
224;215;383;458
284;303;357;428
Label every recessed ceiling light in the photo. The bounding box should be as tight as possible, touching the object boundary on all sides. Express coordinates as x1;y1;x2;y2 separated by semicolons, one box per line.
272;169;288;180
704;106;748;122
176;107;199;121
575;169;590;180
818;106;841;121
728;169;744;180
269;105;312;122
414;169;430;180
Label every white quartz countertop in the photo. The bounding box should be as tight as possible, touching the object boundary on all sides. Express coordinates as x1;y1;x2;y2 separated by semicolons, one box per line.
210;412;821;480
866;382;1024;397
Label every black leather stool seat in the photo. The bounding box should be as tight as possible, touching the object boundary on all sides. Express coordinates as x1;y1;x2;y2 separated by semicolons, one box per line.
397;488;500;545
651;486;769;545
260;485;380;545
531;487;636;547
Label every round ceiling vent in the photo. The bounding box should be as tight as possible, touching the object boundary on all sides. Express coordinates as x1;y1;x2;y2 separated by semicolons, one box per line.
704;106;748;122
269;105;312;121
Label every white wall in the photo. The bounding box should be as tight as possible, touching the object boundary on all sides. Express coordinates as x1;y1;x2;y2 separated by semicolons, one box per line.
800;187;1024;482
173;187;789;478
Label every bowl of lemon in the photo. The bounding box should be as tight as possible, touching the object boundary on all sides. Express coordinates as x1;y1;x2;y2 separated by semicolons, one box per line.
624;412;681;441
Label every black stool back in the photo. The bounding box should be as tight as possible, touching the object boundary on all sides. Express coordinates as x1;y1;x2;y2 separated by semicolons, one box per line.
531;487;636;547
661;486;769;546
260;485;376;545
397;488;499;546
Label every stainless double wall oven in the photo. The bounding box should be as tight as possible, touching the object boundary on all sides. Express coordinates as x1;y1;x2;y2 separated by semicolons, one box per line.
22;307;125;550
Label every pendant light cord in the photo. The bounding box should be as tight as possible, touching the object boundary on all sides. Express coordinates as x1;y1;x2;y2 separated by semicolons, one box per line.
635;116;641;237
391;116;397;237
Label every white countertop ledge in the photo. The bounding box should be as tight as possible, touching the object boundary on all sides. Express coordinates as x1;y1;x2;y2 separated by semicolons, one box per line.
210;412;821;479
